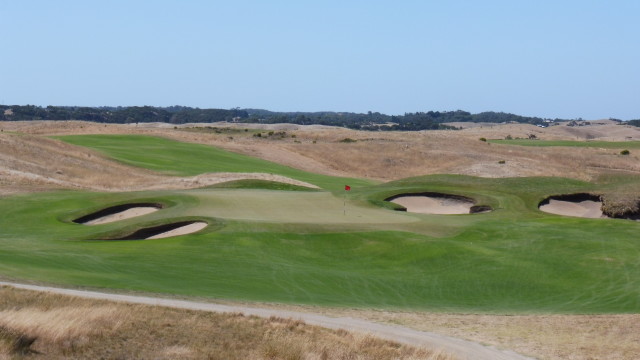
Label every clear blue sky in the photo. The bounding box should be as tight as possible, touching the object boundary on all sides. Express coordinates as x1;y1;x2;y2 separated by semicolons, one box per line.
1;1;638;119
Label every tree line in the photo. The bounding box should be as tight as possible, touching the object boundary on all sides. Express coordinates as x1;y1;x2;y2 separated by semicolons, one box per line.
627;119;640;127
1;104;569;131
241;109;559;131
0;105;249;124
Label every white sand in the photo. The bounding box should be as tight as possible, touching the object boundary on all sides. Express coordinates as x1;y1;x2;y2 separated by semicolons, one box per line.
390;196;474;214
146;221;208;239
539;199;605;218
84;207;159;225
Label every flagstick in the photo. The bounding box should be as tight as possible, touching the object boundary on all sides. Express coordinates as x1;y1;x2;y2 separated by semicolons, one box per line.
343;185;350;215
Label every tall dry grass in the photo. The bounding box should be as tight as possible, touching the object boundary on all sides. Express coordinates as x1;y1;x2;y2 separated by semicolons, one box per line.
286;305;640;360
0;286;454;360
3;121;640;196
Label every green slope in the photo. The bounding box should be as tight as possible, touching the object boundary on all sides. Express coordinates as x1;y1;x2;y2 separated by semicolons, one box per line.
1;174;640;313
56;134;374;191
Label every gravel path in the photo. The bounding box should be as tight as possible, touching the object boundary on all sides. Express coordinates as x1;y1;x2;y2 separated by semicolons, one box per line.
0;281;536;360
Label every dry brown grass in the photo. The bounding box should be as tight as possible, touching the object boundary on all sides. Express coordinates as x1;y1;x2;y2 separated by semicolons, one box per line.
0;287;453;360
222;302;640;360
3;120;640;195
0;131;162;195
373;312;640;360
0;129;317;196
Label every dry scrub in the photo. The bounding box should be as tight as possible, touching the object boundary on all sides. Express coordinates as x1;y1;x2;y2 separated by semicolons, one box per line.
253;304;640;360
0;130;317;196
0;286;452;360
3;120;640;194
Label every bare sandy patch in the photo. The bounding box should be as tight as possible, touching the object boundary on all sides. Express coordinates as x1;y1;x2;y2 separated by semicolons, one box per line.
145;221;208;239
539;197;605;218
389;195;475;214
83;207;160;225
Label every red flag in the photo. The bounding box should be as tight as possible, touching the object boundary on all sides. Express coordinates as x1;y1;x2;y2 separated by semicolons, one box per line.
345;185;351;191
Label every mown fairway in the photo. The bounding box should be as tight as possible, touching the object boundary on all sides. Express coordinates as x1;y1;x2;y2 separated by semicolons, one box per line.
57;134;374;191
1;135;639;313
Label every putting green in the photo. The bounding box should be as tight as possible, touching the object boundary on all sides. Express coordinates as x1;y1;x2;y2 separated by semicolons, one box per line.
186;189;416;224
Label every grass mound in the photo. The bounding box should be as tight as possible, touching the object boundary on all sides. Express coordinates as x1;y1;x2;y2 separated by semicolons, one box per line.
206;179;320;191
601;193;640;219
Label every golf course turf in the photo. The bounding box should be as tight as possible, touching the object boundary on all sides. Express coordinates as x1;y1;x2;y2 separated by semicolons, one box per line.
1;135;639;314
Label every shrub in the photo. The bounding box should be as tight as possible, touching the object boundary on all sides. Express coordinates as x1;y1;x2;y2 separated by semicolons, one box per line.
339;138;357;143
621;149;630;155
479;137;487;142
505;135;513;140
498;160;506;164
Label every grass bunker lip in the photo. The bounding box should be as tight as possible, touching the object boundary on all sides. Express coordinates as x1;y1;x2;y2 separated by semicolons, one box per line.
384;192;491;214
107;221;208;240
73;203;164;225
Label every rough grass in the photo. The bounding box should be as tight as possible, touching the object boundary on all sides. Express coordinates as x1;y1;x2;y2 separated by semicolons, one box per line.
0;287;452;360
490;139;640;148
311;306;640;360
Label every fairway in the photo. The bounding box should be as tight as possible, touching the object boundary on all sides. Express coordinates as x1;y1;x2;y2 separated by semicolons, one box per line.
56;134;374;191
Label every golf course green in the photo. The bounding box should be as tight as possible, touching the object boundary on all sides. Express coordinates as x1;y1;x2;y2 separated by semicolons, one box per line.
1;134;639;313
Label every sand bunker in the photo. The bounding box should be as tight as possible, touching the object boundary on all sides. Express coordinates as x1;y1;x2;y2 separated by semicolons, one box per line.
386;193;487;215
74;203;163;225
114;221;208;240
539;194;606;218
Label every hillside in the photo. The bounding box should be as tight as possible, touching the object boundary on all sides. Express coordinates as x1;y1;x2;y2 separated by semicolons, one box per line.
2;120;640;197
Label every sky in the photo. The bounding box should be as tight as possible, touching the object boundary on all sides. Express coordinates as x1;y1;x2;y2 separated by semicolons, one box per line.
1;0;638;119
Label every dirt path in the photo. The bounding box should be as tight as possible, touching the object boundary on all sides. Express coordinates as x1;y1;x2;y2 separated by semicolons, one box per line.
0;281;535;360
